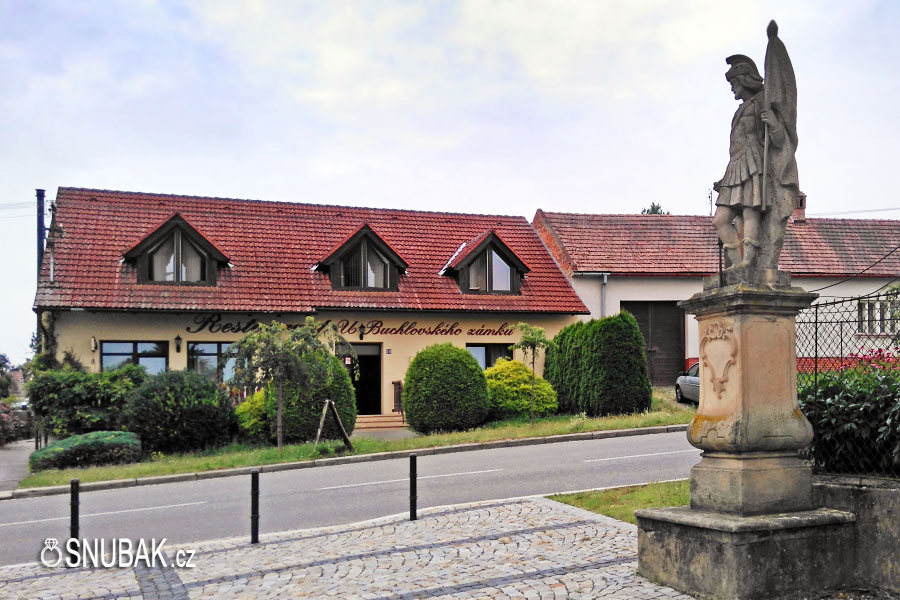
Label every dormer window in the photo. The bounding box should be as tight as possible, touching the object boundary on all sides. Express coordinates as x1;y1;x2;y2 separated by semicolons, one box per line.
442;230;529;295
149;230;208;283
123;214;229;286
318;224;408;291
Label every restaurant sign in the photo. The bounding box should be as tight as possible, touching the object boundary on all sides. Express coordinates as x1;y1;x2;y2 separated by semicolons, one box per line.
185;313;516;337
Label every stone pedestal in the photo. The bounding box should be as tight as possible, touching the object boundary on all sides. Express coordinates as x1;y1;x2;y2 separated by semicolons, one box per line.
636;273;857;599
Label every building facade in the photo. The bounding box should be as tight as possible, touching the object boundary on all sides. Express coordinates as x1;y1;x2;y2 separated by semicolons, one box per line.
34;188;588;417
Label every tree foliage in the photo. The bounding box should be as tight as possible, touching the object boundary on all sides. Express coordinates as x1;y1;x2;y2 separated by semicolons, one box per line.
509;322;554;424
0;353;12;398
641;202;670;215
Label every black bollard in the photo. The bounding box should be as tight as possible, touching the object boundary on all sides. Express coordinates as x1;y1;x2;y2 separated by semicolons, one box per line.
251;469;260;544
70;479;80;542
410;453;417;521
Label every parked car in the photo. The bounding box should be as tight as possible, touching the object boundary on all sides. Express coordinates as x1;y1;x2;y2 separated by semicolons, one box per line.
675;362;700;403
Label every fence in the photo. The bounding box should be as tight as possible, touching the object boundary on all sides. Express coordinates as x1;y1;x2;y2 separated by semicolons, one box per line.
796;292;900;479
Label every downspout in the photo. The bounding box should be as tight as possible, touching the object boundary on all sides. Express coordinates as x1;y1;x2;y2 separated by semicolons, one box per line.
601;272;608;317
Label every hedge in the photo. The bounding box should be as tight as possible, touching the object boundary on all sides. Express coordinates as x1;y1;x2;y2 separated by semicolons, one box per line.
123;370;236;453
27;364;147;438
484;358;557;420
402;343;490;434
29;431;141;472
544;321;586;414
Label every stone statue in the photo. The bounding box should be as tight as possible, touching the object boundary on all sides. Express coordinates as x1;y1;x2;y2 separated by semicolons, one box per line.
713;21;799;273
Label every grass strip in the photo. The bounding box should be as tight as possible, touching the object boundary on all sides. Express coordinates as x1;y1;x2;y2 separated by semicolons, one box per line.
19;388;694;489
550;480;690;525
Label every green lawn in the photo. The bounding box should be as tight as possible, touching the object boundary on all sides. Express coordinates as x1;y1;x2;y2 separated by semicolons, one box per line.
19;387;694;488
550;479;690;525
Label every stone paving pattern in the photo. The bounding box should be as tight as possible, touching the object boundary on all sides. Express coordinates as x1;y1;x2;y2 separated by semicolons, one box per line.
0;497;696;599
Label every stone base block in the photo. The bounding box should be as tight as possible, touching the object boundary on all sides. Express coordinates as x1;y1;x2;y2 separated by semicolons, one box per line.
691;452;813;516
636;506;856;600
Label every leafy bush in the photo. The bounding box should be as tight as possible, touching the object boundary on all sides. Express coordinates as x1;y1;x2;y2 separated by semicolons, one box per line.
545;314;651;417
271;353;356;443
544;321;586;414
29;431;141;472
484;358;557;420
402;343;490;434
799;349;900;475
123;370;236;453
236;389;268;442
27;364;147;438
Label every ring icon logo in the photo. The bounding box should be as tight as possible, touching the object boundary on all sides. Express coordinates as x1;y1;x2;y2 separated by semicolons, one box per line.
40;538;63;568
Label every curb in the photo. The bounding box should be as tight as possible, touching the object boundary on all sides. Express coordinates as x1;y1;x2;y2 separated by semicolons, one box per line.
6;424;688;500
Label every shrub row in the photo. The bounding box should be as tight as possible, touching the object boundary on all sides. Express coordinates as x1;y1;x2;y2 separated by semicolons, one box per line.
544;313;651;416
30;431;142;472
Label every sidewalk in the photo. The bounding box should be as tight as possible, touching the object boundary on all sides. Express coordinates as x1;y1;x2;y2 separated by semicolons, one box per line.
0;439;34;494
0;497;695;599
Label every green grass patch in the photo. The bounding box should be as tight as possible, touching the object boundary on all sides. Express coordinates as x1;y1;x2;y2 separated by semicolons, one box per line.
19;387;694;488
550;480;690;525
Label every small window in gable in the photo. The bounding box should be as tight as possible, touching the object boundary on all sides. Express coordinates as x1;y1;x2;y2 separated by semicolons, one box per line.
451;234;528;296
124;214;228;286
467;249;513;292
320;225;407;291
148;230;208;283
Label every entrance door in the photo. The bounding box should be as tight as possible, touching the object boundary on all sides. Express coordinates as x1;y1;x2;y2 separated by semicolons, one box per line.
620;301;685;386
351;344;382;415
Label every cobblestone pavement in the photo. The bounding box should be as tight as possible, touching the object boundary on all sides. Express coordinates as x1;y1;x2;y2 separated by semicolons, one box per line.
0;497;696;599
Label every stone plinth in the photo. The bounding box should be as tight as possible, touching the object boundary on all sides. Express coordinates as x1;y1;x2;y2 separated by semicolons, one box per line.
636;506;856;600
678;276;817;515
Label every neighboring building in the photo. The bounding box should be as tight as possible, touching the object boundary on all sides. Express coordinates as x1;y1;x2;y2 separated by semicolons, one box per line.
533;207;900;385
33;188;588;420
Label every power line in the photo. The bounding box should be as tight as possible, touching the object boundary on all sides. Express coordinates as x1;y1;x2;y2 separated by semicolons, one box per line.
807;240;900;293
808;207;900;217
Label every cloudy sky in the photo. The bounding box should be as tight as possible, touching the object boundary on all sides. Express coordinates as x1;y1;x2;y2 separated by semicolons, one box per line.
1;0;898;364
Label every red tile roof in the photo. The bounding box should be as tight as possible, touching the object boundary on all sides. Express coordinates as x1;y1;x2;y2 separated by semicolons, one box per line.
34;188;588;314
534;210;900;278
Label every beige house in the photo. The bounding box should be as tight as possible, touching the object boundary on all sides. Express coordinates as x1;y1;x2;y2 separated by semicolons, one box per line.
34;188;587;427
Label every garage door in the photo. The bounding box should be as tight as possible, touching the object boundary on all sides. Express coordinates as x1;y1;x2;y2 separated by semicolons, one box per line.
620;301;685;386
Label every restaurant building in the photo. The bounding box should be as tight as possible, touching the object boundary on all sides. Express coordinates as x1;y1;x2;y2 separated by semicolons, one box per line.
33;188;588;425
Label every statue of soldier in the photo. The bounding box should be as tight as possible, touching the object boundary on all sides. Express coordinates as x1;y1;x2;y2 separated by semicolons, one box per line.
713;21;799;273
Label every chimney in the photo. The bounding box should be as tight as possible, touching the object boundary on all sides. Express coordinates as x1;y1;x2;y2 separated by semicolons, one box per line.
791;191;807;224
36;189;46;278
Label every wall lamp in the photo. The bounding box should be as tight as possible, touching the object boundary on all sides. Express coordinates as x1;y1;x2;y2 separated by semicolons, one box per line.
358;325;366;341
90;336;98;352
174;335;183;353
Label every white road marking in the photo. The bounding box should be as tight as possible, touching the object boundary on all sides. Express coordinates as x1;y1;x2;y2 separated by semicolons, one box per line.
584;449;699;463
0;501;207;528
317;469;504;491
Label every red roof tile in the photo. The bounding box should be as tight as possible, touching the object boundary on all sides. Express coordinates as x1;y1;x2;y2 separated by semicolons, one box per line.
535;210;900;278
34;188;588;314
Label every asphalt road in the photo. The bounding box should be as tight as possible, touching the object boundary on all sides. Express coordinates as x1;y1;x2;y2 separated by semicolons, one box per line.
0;431;699;567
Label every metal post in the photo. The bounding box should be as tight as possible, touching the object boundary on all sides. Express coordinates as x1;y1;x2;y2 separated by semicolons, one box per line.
814;304;819;398
70;479;80;542
251;469;260;544
410;453;417;521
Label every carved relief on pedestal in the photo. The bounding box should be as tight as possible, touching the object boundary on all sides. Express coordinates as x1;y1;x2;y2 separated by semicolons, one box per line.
699;320;739;400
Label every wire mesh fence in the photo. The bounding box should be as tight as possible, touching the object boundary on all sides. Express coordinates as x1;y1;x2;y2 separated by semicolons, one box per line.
796;292;900;479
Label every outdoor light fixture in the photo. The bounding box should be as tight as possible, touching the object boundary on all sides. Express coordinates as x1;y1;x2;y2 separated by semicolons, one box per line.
174;335;183;353
90;336;98;352
358;325;366;341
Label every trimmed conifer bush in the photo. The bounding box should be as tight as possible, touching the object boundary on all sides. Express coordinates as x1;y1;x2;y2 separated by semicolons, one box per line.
123;370;236;453
271;353;356;443
582;312;652;416
543;321;585;414
485;358;557;420
29;431;141;472
402;343;490;434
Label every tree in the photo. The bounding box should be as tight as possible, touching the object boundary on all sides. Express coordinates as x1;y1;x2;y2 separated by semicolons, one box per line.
510;323;554;426
226;318;354;450
0;353;13;398
641;202;670;215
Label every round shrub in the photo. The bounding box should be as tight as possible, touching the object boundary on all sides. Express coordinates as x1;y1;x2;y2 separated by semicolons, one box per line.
124;370;236;453
402;343;490;434
29;431;141;472
235;389;267;442
485;358;558;420
269;353;357;443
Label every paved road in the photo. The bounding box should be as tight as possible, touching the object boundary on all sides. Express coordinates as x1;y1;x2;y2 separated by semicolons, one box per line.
0;431;698;566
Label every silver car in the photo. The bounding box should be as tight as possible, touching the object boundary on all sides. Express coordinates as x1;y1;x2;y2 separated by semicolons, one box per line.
675;362;700;403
